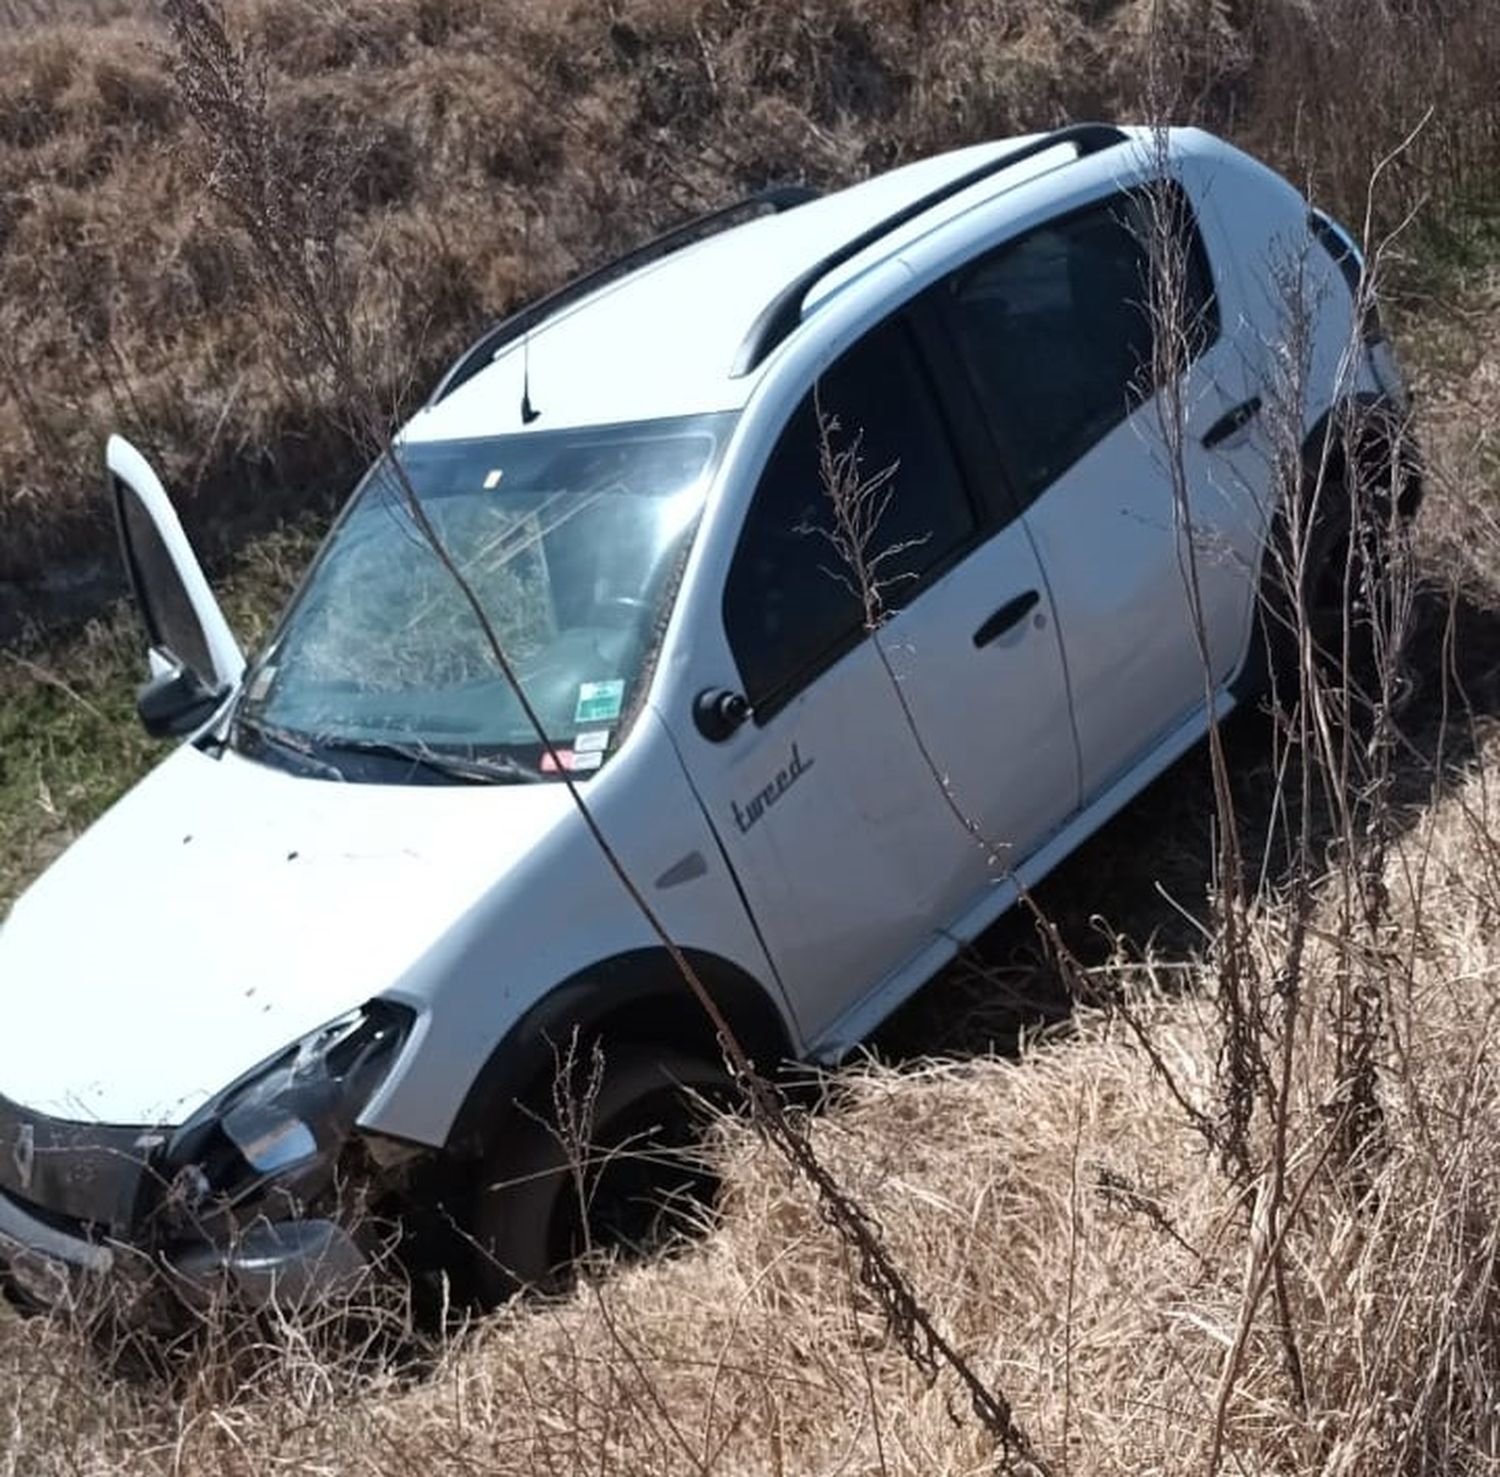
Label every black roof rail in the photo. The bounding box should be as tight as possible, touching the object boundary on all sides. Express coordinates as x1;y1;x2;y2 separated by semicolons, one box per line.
730;122;1130;377
427;184;821;406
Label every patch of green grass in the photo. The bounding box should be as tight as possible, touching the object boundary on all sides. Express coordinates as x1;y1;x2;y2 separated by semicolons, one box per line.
0;514;324;914
0;615;159;911
1407;199;1500;293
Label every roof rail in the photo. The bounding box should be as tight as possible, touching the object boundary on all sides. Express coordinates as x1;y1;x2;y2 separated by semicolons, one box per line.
730;122;1129;377
427;184;821;406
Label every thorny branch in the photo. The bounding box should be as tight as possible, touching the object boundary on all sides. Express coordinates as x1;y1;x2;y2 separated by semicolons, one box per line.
162;1;1045;1466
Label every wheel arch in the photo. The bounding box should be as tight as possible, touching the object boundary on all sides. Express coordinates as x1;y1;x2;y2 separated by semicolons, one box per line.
442;949;796;1158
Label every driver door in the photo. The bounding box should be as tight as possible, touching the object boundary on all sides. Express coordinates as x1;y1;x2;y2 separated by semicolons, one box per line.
107;435;244;733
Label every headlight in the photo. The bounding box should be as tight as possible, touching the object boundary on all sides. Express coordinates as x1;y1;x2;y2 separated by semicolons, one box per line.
159;1002;413;1230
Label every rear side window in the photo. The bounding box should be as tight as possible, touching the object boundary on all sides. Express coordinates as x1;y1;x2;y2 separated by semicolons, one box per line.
724;314;976;714
941;186;1219;506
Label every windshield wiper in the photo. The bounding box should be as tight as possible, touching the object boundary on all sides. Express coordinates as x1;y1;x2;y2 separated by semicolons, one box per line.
315;738;544;786
233;714;348;782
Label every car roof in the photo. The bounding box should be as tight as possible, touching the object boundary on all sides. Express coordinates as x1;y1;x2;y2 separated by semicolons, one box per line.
404;128;1155;445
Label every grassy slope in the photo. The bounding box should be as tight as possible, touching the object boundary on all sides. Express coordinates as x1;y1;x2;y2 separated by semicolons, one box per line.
0;216;1497;1477
4;3;1500;1473
0;0;1495;616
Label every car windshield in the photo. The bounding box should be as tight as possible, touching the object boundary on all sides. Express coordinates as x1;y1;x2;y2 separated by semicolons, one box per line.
233;413;735;783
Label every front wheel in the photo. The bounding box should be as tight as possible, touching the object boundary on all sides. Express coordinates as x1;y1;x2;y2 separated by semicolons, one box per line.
468;1044;732;1302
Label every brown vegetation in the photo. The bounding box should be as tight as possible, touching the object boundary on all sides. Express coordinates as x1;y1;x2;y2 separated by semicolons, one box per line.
8;691;1500;1471
0;0;1497;632
5;3;1500;1474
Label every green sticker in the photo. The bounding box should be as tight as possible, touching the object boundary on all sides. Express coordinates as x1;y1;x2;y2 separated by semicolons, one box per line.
575;679;625;724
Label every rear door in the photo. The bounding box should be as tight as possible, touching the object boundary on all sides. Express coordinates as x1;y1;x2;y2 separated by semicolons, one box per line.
107;434;243;697
933;183;1274;800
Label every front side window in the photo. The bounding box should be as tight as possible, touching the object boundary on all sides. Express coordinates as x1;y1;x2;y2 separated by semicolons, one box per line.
116;488;216;683
724;315;976;714
942;186;1219;505
234;413;734;782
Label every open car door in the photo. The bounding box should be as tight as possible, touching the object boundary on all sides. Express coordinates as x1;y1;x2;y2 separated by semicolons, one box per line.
106;434;244;737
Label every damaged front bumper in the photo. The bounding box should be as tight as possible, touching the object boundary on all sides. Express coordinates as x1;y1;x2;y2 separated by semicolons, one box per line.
0;1001;416;1323
0;1143;372;1329
0;1183;368;1318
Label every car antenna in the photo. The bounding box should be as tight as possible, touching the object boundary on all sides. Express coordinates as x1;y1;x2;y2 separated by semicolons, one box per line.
520;213;541;426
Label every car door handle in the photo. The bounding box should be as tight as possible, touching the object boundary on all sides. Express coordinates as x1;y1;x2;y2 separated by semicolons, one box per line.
1201;395;1262;450
973;590;1041;648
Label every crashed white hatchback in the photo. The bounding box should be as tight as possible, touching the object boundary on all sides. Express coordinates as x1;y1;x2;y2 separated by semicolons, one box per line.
0;123;1417;1317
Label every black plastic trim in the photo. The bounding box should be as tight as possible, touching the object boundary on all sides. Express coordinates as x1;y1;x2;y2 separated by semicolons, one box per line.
1202;396;1263;451
973;590;1042;647
428;185;821;407
0;1093;158;1235
730;123;1129;378
1309;209;1384;343
110;475;163;656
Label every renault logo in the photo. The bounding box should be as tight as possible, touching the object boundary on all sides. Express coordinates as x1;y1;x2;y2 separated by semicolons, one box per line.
11;1123;34;1195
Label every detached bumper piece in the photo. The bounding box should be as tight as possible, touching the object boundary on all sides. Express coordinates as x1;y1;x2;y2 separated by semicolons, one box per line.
1;1186;368;1321
166;1220;368;1310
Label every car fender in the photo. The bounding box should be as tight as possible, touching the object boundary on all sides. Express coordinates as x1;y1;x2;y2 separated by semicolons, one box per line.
439;946;794;1159
354;709;794;1149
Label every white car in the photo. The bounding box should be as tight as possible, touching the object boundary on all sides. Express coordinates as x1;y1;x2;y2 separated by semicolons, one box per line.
0;123;1417;1316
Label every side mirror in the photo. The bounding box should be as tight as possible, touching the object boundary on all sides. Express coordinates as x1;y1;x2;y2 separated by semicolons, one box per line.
693;687;751;743
137;653;225;739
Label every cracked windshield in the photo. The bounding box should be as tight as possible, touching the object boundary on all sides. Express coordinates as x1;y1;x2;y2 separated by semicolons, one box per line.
234;413;735;781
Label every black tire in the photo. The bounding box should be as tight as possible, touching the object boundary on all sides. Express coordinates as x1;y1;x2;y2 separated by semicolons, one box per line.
468;1045;732;1301
1256;483;1385;711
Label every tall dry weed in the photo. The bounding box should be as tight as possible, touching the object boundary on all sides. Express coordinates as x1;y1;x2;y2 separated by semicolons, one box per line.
1;0;1497;636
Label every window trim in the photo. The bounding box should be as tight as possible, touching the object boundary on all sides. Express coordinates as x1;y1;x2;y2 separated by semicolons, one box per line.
932;179;1222;512
722;311;987;725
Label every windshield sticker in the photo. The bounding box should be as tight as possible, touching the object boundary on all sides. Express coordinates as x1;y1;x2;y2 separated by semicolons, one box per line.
483;468;504;490
541;746;605;774
575;680;625;725
247;665;277;701
732;742;814;836
574;728;611;754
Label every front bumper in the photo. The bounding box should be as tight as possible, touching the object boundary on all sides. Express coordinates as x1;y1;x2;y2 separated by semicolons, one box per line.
0;1183;113;1308
0;1185;368;1319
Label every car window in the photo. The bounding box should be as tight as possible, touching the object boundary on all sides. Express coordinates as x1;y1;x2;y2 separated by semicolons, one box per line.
942;186;1219;506
724;314;976;715
234;413;734;779
116;486;217;683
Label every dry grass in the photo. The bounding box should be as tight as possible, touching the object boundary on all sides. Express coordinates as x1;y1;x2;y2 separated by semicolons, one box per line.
0;276;1498;1475
6;739;1500;1472
5;4;1500;1474
1;0;1496;633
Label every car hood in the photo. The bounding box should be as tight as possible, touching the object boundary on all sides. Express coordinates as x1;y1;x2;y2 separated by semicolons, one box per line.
0;744;575;1126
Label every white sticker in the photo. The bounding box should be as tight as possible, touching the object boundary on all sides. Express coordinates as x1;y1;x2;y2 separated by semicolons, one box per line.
248;665;277;701
575;679;625;724
571;750;604;773
574;728;610;754
483;468;504;490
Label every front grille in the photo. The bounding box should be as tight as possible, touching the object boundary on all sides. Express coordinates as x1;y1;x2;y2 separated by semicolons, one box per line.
0;1094;159;1234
